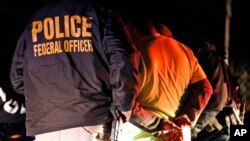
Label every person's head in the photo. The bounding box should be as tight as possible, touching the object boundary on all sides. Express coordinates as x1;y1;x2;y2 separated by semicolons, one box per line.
155;23;173;38
122;13;162;43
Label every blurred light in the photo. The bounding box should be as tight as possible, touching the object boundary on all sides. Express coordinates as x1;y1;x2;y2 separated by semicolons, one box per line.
8;134;22;139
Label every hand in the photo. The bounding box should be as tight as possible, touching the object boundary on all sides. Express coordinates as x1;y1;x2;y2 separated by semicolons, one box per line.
173;114;192;128
161;129;183;141
160;115;192;141
152;120;181;137
162;120;181;132
161;118;192;141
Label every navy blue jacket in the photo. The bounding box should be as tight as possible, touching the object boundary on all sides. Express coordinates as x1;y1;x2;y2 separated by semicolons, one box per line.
10;0;140;136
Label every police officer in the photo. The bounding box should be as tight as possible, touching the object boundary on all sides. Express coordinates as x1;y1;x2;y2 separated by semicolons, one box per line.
10;0;140;140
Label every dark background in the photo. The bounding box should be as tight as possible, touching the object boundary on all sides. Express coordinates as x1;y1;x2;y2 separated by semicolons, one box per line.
0;0;249;107
0;0;249;140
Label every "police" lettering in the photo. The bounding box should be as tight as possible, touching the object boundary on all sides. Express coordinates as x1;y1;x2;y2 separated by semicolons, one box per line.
32;15;92;42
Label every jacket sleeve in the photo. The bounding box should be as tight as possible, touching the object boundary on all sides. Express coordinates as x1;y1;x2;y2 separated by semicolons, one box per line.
192;51;229;134
101;10;140;112
176;78;213;127
10;32;26;95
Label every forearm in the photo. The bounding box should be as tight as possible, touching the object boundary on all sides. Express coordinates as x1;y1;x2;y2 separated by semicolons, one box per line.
176;78;213;127
129;102;164;133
